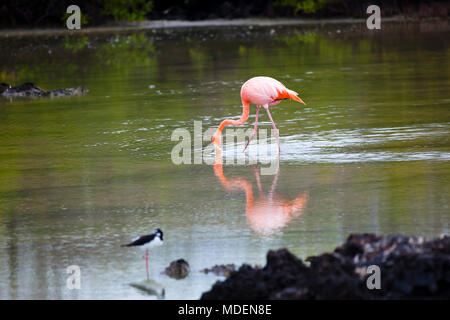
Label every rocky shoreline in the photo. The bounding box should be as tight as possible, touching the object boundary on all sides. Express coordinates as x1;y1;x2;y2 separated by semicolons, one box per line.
201;233;450;299
0;83;88;98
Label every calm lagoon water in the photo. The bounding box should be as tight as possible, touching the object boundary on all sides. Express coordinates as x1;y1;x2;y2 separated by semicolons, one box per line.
0;21;449;299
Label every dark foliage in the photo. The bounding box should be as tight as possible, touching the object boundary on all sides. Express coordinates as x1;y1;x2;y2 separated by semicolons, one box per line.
0;0;448;28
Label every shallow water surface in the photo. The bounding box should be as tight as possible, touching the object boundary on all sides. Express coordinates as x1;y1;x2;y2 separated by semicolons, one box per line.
0;22;449;299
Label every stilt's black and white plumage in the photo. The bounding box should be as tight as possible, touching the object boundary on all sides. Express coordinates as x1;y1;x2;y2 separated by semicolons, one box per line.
122;228;164;280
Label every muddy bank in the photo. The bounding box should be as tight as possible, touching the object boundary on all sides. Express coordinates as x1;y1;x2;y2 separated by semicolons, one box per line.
201;233;450;299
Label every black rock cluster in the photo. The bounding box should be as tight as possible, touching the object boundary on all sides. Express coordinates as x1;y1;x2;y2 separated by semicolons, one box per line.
201;233;450;299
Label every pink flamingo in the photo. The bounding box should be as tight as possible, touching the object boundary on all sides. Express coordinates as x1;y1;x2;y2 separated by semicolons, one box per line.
212;76;306;152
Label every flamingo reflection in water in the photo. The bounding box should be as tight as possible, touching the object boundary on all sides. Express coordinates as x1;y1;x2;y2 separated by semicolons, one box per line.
213;154;308;235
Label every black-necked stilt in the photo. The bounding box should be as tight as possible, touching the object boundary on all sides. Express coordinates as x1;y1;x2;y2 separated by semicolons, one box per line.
122;228;164;280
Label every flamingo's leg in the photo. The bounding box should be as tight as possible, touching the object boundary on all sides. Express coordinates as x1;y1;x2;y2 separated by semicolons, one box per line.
254;165;263;196
145;249;149;280
263;104;280;153
243;105;261;152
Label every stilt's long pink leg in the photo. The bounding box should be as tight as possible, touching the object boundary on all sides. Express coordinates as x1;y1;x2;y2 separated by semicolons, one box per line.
243;105;261;152
145;249;149;280
263;105;280;153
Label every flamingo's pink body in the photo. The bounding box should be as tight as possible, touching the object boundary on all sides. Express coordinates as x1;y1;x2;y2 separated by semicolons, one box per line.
212;76;306;151
213;154;308;235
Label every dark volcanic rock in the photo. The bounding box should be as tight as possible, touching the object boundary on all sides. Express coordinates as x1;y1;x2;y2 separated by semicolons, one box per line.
1;83;88;98
201;234;450;300
201;264;236;277
163;259;190;279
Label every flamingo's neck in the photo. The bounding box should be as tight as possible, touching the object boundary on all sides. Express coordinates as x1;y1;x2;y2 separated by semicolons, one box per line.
213;162;254;207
